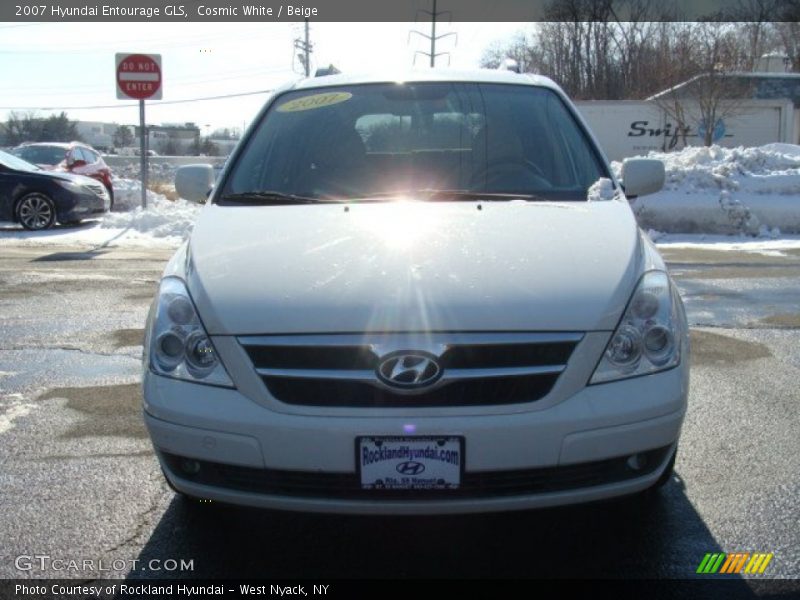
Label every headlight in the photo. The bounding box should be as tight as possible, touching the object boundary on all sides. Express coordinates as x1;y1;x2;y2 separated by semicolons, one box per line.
590;270;682;384
146;277;234;387
55;179;84;193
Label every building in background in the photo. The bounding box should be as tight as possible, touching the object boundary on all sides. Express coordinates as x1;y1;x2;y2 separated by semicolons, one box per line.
578;54;800;161
133;123;201;156
74;121;119;151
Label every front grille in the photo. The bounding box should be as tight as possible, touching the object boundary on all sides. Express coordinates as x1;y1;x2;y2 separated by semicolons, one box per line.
239;333;581;407
162;446;671;500
264;374;560;407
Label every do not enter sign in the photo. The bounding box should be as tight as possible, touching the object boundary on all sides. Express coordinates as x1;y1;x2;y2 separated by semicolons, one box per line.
116;53;162;100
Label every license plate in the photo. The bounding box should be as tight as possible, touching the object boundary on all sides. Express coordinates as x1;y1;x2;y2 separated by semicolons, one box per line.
357;436;463;490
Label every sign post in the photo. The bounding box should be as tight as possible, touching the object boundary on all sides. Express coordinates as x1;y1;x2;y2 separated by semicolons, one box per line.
116;53;162;209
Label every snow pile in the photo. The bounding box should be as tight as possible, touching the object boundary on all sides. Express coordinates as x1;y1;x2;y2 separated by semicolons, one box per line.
112;178;164;211
587;177;615;201
618;144;800;234
112;161;179;184
101;194;201;240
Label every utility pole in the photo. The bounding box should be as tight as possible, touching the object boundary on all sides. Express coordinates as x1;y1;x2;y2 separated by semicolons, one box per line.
303;19;310;76
429;0;436;67
409;0;457;67
294;18;312;77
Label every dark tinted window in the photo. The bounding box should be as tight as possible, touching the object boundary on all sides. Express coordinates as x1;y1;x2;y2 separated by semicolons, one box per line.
71;148;88;163
224;83;608;201
80;148;98;163
15;145;67;166
0;150;40;172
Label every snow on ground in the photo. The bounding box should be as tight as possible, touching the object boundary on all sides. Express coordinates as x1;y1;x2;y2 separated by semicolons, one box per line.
649;232;800;257
1;144;799;247
617;143;800;235
0;178;200;248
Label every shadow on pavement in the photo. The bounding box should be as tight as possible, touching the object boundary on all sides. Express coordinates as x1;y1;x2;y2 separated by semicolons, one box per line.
128;470;766;590
33;249;111;261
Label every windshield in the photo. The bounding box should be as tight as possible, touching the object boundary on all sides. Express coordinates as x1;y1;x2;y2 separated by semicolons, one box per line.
223;82;609;202
13;145;67;166
0;150;41;172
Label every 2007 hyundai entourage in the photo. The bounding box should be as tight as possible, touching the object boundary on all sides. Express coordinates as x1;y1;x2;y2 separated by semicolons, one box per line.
143;69;688;514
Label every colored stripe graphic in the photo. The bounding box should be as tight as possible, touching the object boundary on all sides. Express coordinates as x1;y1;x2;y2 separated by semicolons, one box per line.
721;553;750;574
698;552;774;575
744;553;774;574
697;553;725;574
696;554;713;574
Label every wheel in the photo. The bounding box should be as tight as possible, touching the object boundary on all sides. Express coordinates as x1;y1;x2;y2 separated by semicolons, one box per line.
16;192;56;231
106;185;115;211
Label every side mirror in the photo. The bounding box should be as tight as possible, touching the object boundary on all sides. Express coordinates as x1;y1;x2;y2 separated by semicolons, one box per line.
621;158;664;198
69;159;87;168
175;164;215;203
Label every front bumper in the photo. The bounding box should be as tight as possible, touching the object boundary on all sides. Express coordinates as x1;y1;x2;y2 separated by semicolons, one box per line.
55;190;107;221
143;360;688;514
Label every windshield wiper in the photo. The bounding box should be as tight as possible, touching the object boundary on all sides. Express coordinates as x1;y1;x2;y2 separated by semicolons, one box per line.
345;190;546;202
423;190;546;202
218;191;330;205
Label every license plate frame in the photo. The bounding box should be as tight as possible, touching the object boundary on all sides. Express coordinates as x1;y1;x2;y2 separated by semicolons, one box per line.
356;436;464;490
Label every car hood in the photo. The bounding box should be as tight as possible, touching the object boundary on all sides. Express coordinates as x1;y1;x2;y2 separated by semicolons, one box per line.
28;168;88;185
187;200;644;334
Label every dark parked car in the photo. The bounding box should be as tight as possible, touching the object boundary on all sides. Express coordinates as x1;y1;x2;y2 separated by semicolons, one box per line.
0;150;110;230
11;142;115;207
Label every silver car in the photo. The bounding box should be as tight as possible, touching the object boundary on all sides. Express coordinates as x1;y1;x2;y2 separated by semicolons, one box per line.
144;69;687;514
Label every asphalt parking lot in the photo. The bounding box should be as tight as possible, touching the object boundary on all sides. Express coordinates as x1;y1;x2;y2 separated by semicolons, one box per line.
0;242;798;583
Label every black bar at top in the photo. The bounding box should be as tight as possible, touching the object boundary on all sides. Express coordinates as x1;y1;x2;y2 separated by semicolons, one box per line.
2;0;794;23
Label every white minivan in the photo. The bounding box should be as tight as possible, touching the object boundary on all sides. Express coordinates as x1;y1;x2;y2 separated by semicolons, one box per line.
144;69;688;514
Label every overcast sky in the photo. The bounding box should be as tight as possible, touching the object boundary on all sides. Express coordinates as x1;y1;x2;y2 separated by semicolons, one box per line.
0;22;524;133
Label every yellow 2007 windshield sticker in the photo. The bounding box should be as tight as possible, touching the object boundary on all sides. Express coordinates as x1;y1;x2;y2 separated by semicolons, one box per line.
277;92;352;112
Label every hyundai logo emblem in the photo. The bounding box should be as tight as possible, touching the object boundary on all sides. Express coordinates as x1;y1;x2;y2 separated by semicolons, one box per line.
377;351;442;390
396;461;426;475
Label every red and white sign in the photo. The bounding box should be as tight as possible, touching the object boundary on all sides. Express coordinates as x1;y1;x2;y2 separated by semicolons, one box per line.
116;53;162;100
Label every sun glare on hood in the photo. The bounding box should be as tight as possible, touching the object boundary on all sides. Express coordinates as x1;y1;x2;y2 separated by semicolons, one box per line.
351;199;442;250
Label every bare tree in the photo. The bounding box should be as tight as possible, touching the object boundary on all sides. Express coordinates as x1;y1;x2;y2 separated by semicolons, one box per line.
726;1;782;69
480;31;539;73
651;23;756;147
774;22;800;72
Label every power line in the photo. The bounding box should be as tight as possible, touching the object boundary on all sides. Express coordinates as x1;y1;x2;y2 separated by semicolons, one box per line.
0;88;276;111
6;65;291;95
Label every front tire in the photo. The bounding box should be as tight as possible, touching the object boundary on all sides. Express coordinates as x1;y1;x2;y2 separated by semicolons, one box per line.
16;192;56;231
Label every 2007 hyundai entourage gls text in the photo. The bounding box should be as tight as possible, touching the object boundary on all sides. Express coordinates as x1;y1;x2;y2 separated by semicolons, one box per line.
143;69;688;514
